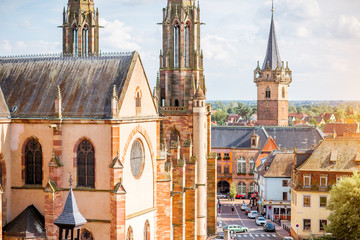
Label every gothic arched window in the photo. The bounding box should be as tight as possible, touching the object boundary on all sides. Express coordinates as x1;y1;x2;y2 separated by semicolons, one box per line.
25;138;42;185
73;27;78;56
174;24;180;68
77;139;95;188
130;139;144;178
82;27;88;56
174;99;179;107
185;23;190;67
237;157;246;174
136;91;141;108
144;220;150;240
126;226;134;240
265;87;271;98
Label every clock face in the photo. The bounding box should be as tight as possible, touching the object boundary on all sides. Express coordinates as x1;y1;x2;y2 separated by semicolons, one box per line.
266;102;270;108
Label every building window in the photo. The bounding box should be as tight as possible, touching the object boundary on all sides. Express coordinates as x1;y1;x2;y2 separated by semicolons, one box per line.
265;87;271;98
283;192;288;201
282;180;288;187
237;182;246;195
320;176;327;187
303;195;311;207
274;208;279;215
223;153;230;159
77;139;95;188
320;196;327;207
130;139;145;178
73;27;78;56
136;92;141;108
249;157;254;174
174;24;180;68
81;229;93;240
237;157;246;174
217;153;221;159
126;226;134;240
249;182;254;193
320;220;327;231
82;27;88;55
303;219;311;231
217;165;222;174
144;220;150;240
303;174;311;187
174;99;179;107
184;23;190;67
25;138;43;185
224;166;230;174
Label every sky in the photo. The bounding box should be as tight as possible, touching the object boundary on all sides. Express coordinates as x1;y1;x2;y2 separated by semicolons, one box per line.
0;0;359;101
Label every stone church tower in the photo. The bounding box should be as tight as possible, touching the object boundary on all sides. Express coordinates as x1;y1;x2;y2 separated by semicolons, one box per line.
254;6;292;126
153;0;217;239
61;0;100;56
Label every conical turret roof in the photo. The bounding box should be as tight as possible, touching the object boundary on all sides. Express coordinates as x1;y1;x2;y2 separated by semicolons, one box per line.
262;12;281;70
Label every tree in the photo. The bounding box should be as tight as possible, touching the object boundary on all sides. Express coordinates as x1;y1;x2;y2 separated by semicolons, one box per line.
326;172;360;240
211;109;228;125
235;102;253;120
229;182;237;201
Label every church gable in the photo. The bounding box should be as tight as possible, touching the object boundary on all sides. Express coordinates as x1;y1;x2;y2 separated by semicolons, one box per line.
117;52;157;118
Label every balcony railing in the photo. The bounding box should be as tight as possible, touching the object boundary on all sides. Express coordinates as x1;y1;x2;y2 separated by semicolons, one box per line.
218;173;232;178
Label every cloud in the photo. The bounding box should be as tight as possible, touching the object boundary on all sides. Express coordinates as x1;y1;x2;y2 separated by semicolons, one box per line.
100;18;141;52
0;40;60;56
336;15;360;39
0;40;13;53
202;35;237;61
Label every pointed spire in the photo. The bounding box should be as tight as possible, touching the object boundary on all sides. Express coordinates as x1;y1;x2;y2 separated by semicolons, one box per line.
262;2;281;70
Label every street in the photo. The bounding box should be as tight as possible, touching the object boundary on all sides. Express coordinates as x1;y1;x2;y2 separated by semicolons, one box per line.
217;201;282;240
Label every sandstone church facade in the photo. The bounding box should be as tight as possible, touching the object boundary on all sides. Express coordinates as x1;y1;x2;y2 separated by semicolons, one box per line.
0;0;216;240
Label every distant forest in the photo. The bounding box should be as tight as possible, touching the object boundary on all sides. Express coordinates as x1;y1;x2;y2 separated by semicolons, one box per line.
209;100;360;126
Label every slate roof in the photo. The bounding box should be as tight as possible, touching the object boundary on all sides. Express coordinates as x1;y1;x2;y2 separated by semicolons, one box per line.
323;123;359;136
3;204;46;238
211;126;324;150
0;53;134;119
262;13;281;70
54;188;87;228
298;138;360;172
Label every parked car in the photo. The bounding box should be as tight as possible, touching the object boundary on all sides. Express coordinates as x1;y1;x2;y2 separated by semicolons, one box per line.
215;232;224;239
240;204;248;211
223;225;248;234
255;217;267;225
217;193;227;199
248;210;258;219
281;237;294;240
235;193;245;199
245;207;252;215
263;223;276;232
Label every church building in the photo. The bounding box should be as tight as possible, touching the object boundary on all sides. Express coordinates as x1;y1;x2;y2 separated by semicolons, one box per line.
0;0;216;239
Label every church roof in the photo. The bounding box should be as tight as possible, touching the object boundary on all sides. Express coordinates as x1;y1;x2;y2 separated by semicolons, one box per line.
3;204;46;238
262;13;281;70
211;126;324;150
0;53;135;119
54;188;87;228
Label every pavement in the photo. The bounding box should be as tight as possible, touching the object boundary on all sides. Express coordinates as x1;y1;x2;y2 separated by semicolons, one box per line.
274;220;292;238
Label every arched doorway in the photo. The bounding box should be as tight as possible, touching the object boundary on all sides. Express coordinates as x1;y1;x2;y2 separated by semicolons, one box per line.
217;181;230;194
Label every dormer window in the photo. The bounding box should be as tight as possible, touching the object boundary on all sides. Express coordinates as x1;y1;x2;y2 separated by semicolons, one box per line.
304;174;311;187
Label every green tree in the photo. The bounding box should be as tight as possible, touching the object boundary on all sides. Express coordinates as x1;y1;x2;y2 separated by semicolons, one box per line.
235;102;253;120
326;172;360;239
308;118;318;126
229;182;237;201
211;109;228;125
289;104;297;113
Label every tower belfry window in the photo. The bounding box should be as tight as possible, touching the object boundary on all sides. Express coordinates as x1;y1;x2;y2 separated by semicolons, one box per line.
185;23;190;67
82;27;88;56
174;24;180;68
73;27;79;56
266;87;271;98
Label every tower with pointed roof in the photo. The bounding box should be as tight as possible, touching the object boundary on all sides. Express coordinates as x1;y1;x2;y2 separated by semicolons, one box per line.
61;0;100;56
153;0;217;239
254;4;292;126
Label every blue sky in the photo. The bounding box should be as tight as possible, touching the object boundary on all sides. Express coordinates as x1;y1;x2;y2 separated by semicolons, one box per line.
0;0;360;101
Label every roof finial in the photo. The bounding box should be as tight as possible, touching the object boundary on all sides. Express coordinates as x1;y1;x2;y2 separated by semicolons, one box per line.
272;0;274;13
69;172;73;188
